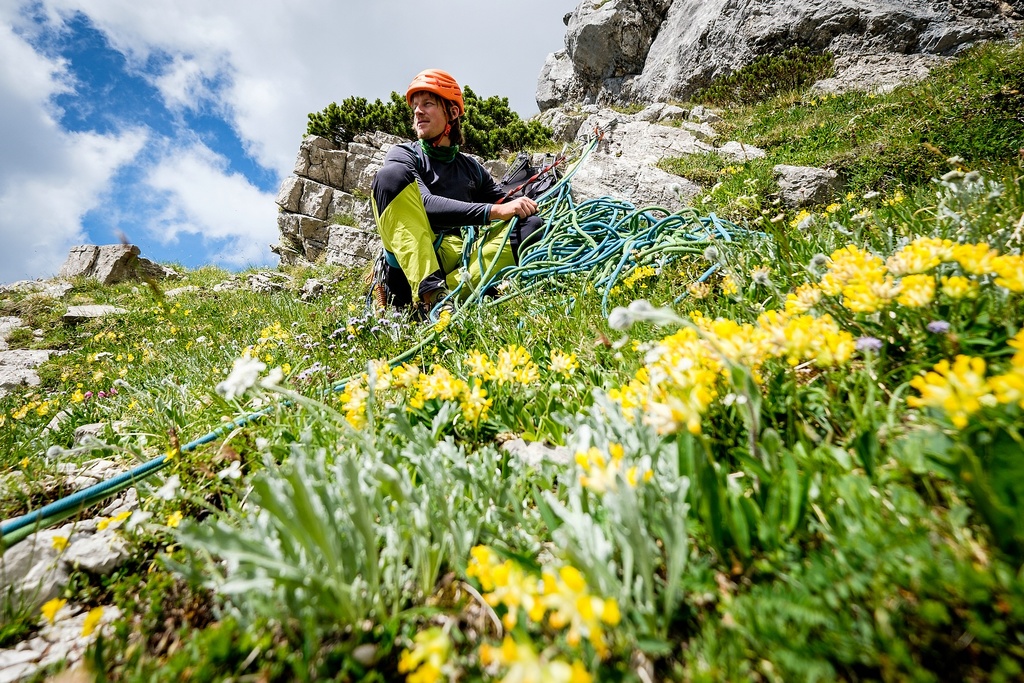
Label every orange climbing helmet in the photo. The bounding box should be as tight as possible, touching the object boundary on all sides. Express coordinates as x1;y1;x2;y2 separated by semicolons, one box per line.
406;69;464;117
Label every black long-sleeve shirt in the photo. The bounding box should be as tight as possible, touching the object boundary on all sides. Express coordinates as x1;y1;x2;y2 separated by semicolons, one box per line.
380;142;504;230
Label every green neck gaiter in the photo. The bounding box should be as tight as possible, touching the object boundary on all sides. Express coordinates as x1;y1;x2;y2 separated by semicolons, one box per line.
420;139;459;163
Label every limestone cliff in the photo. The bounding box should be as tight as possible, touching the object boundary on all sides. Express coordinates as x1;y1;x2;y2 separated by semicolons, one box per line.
536;0;1022;108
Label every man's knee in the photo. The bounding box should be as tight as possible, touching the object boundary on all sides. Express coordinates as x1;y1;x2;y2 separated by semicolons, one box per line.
372;163;415;213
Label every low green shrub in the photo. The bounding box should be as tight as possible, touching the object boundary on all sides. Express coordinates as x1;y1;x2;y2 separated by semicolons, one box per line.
695;47;835;106
305;86;552;158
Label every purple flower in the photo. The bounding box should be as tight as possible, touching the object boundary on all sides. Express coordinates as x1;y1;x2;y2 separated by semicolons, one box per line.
926;320;951;334
84;391;93;399
855;336;883;352
98;391;107;398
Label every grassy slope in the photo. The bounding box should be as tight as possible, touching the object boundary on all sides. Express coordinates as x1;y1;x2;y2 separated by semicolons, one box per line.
1;40;1023;682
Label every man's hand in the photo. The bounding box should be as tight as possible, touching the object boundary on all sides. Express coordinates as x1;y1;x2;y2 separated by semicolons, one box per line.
490;197;538;221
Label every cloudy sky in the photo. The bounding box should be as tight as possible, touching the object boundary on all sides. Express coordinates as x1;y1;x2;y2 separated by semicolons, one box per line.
0;0;578;284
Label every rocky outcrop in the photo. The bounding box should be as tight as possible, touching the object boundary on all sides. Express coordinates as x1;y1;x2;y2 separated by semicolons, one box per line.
539;102;766;212
58;244;178;285
537;0;1022;109
273;133;403;267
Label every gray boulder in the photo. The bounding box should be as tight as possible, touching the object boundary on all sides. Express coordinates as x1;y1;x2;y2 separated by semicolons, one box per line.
62;305;126;324
0;349;51;398
774;164;842;207
57;245;175;285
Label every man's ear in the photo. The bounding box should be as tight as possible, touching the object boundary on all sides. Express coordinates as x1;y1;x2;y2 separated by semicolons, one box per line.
450;106;461;119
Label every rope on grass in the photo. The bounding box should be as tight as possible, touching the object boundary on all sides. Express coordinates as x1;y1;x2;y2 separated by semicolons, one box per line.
2;130;762;548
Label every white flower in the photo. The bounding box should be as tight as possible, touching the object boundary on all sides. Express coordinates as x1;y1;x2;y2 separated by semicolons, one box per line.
608;307;634;330
217;461;242;480
608;299;685;330
154;474;180;501
255;438;269;450
260;367;284;387
216;355;266;400
126;510;153;531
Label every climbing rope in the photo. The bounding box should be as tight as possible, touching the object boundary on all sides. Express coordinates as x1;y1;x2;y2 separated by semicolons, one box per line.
1;130;762;549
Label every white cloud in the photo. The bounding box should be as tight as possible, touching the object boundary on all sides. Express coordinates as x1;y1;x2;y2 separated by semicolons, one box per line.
0;16;146;283
142;142;277;268
32;0;576;172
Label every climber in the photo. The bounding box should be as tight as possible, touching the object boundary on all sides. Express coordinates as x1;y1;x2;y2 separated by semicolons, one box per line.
370;68;544;313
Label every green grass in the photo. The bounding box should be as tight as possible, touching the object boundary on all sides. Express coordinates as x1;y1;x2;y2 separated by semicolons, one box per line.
2;39;1024;682
662;41;1024;213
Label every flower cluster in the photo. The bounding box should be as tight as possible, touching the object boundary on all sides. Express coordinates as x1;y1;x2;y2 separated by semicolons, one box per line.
908;329;1024;427
798;239;1023;315
621;264;658;289
574;443;653;493
398;627;451;683
467;546;620;658
479;636;592;683
608;309;854;435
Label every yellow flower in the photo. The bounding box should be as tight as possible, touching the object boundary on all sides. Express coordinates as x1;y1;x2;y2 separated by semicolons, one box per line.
886;237;953;275
52;536;69;552
459;380;492;426
492;346;539;386
541;565;620;657
433;309;452;333
990;368;1024;409
41;598;67;624
686;281;711;299
623;264;657;288
479;636;592;683
759;312;855;368
417;365;468;403
391;363;421;389
96;510;133;531
896;274;936;308
467;545;501;591
464;350;493;379
940;275;979;299
397;627;450;683
81;607;104;637
720;273;739;296
789;209;812;229
784;283;822;315
70;389;85;403
339;378;369;429
991;253;1024;292
548;350;579;377
952;243;998;275
883;189;905;206
908;355;994;429
166;511;184;528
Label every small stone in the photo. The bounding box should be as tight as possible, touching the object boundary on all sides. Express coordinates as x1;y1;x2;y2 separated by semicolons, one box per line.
501;438;573;467
62;305;126;324
63;531;129;575
164;285;199;298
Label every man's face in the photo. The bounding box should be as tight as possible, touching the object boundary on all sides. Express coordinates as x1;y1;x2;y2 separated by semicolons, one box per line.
410;91;448;140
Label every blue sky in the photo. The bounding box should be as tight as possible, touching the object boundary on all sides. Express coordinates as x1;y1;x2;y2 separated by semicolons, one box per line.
0;1;578;284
